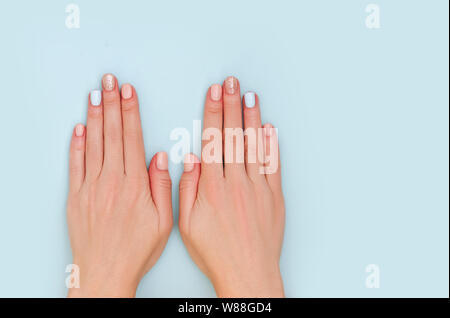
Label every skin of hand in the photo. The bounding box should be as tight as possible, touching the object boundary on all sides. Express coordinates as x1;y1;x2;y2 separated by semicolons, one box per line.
179;77;285;297
67;74;173;297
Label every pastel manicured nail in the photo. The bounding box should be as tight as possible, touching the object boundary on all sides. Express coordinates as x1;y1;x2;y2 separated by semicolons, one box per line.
102;74;115;91
210;84;222;101
264;124;274;137
121;84;133;100
184;154;195;172
90;90;102;106
244;92;255;108
156;152;168;170
224;76;237;95
75;124;84;137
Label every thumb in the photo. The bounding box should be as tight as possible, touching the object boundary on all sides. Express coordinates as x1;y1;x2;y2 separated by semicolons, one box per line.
149;151;173;234
179;153;200;233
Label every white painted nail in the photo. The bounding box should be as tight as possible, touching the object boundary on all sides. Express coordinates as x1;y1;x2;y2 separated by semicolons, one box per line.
90;90;101;106
244;92;256;108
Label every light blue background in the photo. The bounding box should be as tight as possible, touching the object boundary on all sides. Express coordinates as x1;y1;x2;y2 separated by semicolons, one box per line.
0;0;448;297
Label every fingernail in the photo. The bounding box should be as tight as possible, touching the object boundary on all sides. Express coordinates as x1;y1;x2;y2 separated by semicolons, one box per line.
264;124;274;137
156;152;168;170
75;124;84;137
90;90;102;106
102;74;115;91
184;154;195;172
244;92;255;108
121;84;133;100
224;76;237;95
210;84;222;101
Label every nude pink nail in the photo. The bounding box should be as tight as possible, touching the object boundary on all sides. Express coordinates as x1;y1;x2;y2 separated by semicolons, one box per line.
121;84;133;100
75;124;84;137
210;84;222;101
184;154;196;172
264;123;274;137
156;152;168;170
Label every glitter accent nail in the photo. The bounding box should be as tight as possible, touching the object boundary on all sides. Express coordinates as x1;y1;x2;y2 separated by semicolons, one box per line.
224;76;237;95
102;74;115;91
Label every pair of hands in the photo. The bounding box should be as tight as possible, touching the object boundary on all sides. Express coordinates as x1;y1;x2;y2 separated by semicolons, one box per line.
67;74;285;297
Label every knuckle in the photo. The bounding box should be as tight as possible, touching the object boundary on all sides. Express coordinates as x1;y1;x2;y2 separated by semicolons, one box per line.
107;128;122;143
205;102;222;115
126;174;149;188
123;127;141;140
157;175;172;189
100;171;123;189
88;106;102;119
224;99;241;109
244;107;259;119
179;176;195;192
103;94;120;107
69;162;83;176
121;100;138;113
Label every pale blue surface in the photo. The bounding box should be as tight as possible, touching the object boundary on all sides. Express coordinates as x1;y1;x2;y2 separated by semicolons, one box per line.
0;0;448;297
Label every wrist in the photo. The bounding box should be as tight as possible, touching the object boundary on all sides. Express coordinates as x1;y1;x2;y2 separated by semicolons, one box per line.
66;263;139;298
67;280;137;298
211;265;285;298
